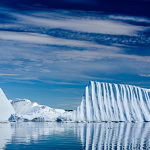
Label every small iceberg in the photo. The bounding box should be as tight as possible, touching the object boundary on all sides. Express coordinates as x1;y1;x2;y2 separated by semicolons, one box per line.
9;98;72;122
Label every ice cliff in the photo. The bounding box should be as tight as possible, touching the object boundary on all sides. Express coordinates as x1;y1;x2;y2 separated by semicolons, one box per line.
0;88;15;122
72;81;150;122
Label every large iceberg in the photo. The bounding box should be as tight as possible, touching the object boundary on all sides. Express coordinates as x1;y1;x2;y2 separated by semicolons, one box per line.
72;81;150;122
0;88;15;122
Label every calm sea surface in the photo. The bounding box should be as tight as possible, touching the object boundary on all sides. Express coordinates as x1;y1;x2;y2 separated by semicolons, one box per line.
0;122;150;150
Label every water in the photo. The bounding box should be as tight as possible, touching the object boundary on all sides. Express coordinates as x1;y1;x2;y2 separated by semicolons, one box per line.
1;122;150;150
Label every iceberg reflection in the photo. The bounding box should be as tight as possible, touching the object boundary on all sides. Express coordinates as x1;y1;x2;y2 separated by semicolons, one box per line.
0;123;12;150
1;122;150;149
75;123;150;149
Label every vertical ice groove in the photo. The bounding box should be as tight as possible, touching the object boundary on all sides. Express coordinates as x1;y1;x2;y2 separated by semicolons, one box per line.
105;83;113;121
95;82;101;121
103;83;109;121
138;87;150;120
143;89;150;112
126;85;135;121
86;86;91;121
134;87;144;121
79;98;84;121
122;85;130;121
97;82;105;121
73;81;150;122
89;82;95;121
132;86;143;121
145;90;150;111
120;85;126;120
128;85;137;121
109;83;119;121
91;82;99;121
114;84;125;121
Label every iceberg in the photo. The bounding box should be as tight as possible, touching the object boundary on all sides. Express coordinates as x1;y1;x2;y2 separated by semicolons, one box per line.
0;88;15;122
72;81;150;122
10;99;72;122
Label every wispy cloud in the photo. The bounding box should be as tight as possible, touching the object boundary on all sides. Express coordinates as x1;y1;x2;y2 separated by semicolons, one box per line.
0;31;103;48
0;73;20;76
109;15;150;23
11;11;147;36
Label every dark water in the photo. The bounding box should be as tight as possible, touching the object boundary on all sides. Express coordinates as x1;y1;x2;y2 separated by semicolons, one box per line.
1;122;150;150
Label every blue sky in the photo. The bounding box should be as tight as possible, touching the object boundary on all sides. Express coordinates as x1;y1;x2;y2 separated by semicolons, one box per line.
0;0;150;109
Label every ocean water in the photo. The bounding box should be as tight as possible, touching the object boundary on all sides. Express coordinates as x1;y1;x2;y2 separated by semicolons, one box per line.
1;122;150;150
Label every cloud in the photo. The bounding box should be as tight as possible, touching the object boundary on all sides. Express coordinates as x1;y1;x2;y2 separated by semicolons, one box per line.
1;8;148;36
0;7;150;86
0;73;20;76
12;11;146;36
0;31;108;49
140;74;150;77
109;15;150;23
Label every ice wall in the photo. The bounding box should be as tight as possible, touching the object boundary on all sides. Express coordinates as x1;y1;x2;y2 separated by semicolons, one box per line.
72;81;150;122
0;88;15;122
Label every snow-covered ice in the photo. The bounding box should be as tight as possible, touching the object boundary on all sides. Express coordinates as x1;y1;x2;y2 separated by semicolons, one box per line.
72;81;150;122
9;99;72;122
0;88;15;122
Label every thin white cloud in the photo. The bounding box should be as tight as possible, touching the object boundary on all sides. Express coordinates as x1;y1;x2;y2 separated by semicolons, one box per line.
140;74;150;77
0;31;109;49
109;15;150;23
0;73;20;76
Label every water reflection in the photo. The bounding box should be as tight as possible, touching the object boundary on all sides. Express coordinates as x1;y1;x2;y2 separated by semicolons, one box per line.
0;123;12;150
75;123;150;149
1;122;150;149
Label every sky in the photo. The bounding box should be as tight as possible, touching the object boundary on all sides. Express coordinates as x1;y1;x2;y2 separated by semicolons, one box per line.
0;0;150;109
